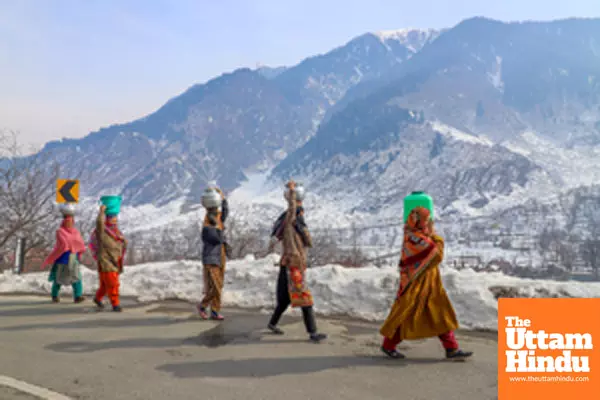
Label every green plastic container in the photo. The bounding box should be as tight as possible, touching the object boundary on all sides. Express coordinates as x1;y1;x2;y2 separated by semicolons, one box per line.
403;191;434;223
100;195;122;215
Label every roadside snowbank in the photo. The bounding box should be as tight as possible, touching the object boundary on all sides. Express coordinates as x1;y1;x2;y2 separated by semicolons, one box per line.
2;255;599;331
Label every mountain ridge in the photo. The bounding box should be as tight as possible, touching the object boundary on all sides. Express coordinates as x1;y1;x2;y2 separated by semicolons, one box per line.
271;17;600;217
27;17;600;233
37;29;425;208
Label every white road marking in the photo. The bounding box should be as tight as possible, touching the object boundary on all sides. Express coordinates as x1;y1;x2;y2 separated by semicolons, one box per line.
0;376;72;400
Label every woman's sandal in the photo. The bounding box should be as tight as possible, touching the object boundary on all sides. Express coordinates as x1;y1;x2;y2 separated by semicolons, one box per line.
210;311;224;320
381;346;406;359
196;305;209;320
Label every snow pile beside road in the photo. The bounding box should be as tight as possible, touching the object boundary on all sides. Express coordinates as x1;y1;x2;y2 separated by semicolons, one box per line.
2;255;600;331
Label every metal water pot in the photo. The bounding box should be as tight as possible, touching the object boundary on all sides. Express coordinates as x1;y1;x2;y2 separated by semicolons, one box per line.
201;188;222;209
59;203;76;216
284;183;306;201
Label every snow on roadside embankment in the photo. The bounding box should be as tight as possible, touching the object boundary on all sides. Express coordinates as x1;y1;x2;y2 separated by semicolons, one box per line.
1;255;600;331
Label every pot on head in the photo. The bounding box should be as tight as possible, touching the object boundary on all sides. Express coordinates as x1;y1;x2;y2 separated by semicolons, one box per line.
403;191;434;223
59;203;76;216
284;182;306;202
100;195;122;215
201;188;222;209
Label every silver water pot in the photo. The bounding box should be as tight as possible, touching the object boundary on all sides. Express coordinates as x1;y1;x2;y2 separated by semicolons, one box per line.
284;183;305;201
59;203;76;216
201;187;222;209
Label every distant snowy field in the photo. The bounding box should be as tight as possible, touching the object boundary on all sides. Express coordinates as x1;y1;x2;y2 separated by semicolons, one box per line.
103;169;373;235
2;255;600;331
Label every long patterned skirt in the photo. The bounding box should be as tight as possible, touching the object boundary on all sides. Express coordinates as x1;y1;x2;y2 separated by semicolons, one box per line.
200;265;224;311
201;247;226;311
287;264;313;308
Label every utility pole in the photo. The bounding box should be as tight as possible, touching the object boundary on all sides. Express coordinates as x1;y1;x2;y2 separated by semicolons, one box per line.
14;237;26;274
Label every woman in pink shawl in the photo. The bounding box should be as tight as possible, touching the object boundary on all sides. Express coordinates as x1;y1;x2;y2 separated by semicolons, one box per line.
42;204;87;303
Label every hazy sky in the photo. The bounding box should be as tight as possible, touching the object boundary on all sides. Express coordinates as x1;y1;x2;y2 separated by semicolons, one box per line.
1;0;599;150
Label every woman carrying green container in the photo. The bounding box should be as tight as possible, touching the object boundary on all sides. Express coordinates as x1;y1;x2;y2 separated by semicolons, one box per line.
42;204;86;303
379;191;473;360
89;195;127;312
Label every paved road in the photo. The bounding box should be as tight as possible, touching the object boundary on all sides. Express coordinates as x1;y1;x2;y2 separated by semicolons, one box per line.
0;295;498;400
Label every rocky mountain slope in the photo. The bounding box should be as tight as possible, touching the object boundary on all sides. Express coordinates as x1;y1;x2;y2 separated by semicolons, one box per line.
39;30;431;208
272;17;600;217
26;17;600;243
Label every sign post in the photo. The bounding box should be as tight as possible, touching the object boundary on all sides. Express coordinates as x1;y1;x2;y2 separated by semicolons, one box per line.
56;179;79;203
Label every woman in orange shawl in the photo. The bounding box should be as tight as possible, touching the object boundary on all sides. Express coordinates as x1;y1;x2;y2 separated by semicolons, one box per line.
380;206;473;360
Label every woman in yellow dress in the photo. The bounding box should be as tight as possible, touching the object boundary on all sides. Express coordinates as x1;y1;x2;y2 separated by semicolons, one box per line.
380;206;473;360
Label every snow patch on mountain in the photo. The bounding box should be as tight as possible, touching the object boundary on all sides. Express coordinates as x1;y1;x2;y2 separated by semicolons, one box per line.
440;129;600;219
487;56;504;92
430;121;494;146
444;168;559;218
118;198;190;234
502;131;600;189
113;168;370;237
226;170;372;229
373;28;440;52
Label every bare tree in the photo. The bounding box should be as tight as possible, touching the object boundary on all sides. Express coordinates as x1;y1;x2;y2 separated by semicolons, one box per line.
0;131;59;268
581;238;600;279
581;217;600;279
580;205;600;279
180;222;203;261
307;227;340;267
160;228;179;260
124;237;137;265
350;222;360;266
225;216;264;259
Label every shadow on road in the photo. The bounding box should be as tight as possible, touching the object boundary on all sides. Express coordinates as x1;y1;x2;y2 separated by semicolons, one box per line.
156;355;445;378
0;306;87;318
0;299;50;307
46;337;188;353
44;316;302;353
3;315;187;332
0;296;145;319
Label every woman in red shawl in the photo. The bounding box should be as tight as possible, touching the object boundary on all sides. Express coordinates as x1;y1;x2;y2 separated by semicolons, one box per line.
379;206;472;360
42;204;87;303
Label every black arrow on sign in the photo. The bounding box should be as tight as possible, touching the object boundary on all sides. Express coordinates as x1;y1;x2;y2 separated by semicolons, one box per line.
59;180;77;202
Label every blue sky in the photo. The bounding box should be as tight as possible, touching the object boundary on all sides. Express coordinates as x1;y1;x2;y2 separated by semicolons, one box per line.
1;0;599;149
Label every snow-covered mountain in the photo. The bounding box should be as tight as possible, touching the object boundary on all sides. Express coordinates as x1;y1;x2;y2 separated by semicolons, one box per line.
272;17;600;220
33;17;600;240
372;28;441;53
40;30;424;209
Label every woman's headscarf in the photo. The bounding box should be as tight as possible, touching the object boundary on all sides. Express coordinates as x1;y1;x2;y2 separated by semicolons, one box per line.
104;216;123;236
397;207;440;296
405;206;433;236
203;208;224;230
88;216;125;261
42;216;86;268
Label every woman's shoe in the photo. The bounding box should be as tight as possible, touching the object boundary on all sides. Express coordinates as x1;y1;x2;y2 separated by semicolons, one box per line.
446;349;473;360
309;333;327;343
74;296;86;303
197;305;209;320
52;297;59;303
112;305;122;312
210;311;224;320
381;346;406;359
267;324;284;335
93;298;104;309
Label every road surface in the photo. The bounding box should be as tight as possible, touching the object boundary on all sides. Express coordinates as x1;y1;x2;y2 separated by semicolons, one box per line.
0;295;498;400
